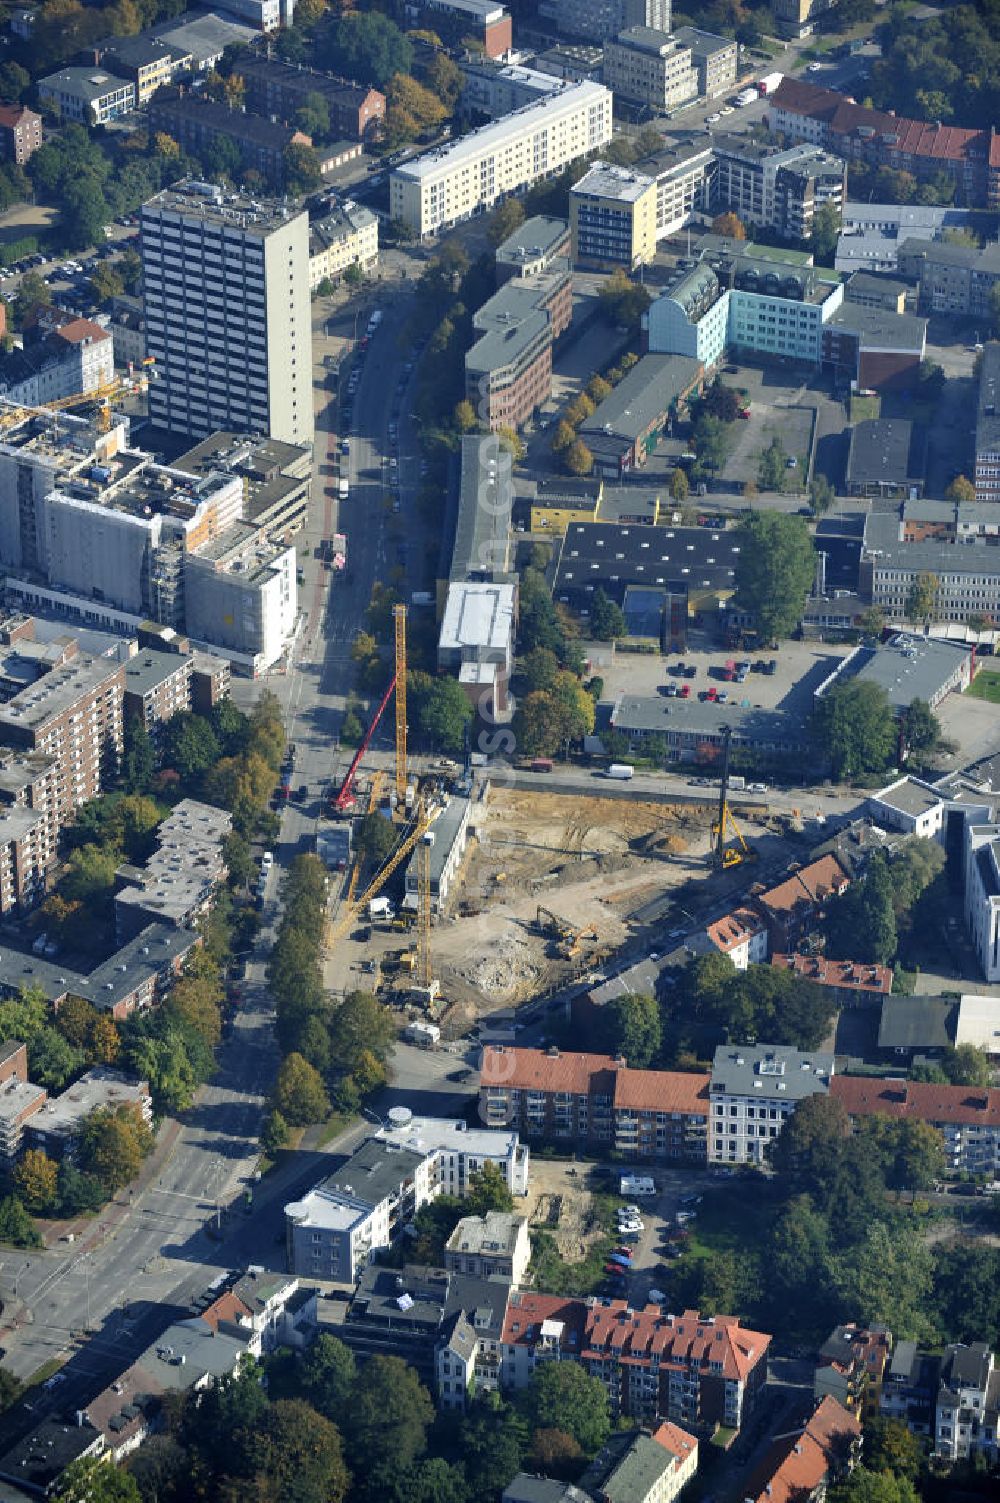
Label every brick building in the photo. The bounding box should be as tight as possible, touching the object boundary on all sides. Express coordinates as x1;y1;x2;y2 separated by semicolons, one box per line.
830;1075;1000;1178
770;952;893;1005
756;854;850;952
0;1039;46;1161
0;103;42;165
148;91;312;190
0;654;124;826
767;77;998;208
582;1304;771;1431
743;1396;860;1503
479;1045;710;1160
236;56;386;141
123;648;193;736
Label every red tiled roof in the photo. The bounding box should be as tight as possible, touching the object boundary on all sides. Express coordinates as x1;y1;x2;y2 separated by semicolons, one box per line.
500;1290;587;1349
990;134;1000;170
55;317;112;346
771;953;892;994
651;1421;698;1466
200;1290;253;1332
582;1305;770;1383
830;1074;1000;1128
613;1067;710;1116
480;1045;709;1117
759;856;849;917
771;76;990;168
0;104;38;129
480;1044;620;1095
744;1397;859;1503
707;906;766;954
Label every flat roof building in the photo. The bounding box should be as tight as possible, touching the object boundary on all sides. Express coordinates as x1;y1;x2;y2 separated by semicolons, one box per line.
602;27;697;114
449;433;514;583
172;428;313;542
26;1066;151;1159
114;797;232;941
846;419;925;499
37;66;134;124
975;342;1000;503
578;353;703;476
814;633;973;715
142;181;313;449
494;215;570;281
389;82;613;236
570;162;658;270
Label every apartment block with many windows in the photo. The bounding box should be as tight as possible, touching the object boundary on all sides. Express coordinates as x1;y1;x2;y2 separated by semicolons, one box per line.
975;342;1000;503
830;1075;1000;1177
602;28;696;113
479;1045;710;1160
141;181;313;448
389;82;613;236
709;1044;835;1165
582;1305;770;1432
570;162;658;269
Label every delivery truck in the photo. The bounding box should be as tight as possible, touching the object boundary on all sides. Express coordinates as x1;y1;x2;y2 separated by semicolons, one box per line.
757;72;783;96
607;764;635;781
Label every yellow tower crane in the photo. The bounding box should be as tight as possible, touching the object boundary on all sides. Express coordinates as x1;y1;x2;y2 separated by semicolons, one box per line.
393;604;407;809
326;799;440;951
0;369;154;435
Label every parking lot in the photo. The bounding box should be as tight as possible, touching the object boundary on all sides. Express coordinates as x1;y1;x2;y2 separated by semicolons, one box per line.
604;1166;721;1307
596;635;853;718
722;400;816;489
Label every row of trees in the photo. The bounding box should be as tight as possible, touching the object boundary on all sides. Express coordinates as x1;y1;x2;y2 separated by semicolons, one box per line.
119;1335;615;1503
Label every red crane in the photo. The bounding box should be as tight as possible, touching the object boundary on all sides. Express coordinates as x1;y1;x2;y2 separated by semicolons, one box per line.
332;673;397;813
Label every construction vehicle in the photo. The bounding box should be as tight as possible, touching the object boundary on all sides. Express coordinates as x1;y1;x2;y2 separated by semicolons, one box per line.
711;726;754;869
535;907;601;961
330;606;408;816
326;797;441;951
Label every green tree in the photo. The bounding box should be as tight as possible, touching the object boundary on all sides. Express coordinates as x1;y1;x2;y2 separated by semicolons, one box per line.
521;647;560;693
669;467;689;502
810;202;841;263
564;438;593;476
758;435;790;491
121;714;155;795
940;1042;992;1088
701;382;742;423
809;473;836;514
14;1148;59;1211
29;1026;85;1091
300;1334;357;1420
858;605;886;638
587;374;612;404
862;1417;924;1481
487;197;525;247
345;1355;434;1472
734;512;816;640
0;1365;22;1413
418;677;474;753
54;1457;141;1503
283;142;323;194
589;588;626;641
828;1468;920;1503
459;1399;528;1499
79;1103;153;1194
326;12;413;88
901;698;943;766
812;680;896;782
243;1398;349;1503
905;571;939;623
329;990;396;1072
597;993;661;1068
945;474;976;503
397;1457;470;1503
597;268;651;331
273;1052;330;1126
0;1194;41;1247
838;1218;934;1340
466;1161;515;1217
295;90;330;140
355;811;398;866
827;853;897;964
162;712;221;784
521;1362;610;1455
10;270;51;329
768;1091;853;1186
261;1108;290;1156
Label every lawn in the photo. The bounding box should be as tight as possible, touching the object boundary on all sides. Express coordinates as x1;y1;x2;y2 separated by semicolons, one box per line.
968;670;1000;704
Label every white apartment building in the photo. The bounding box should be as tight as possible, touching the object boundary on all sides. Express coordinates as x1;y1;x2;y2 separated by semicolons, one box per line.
867;776;947;841
975;343;1000;504
141;181;313;448
965;822;1000;983
218;0;294;29
389;81;613;236
643;140;715;238
184;522;297;673
308;201;378;289
709;1044;835;1164
703;907;769;969
603;28;697;113
375;1113;530;1197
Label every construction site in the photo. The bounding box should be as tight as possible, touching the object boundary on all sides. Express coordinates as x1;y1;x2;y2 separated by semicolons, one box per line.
317;612;773;1035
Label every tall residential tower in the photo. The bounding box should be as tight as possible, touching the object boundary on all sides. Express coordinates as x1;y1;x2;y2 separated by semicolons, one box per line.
140;181;313;448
